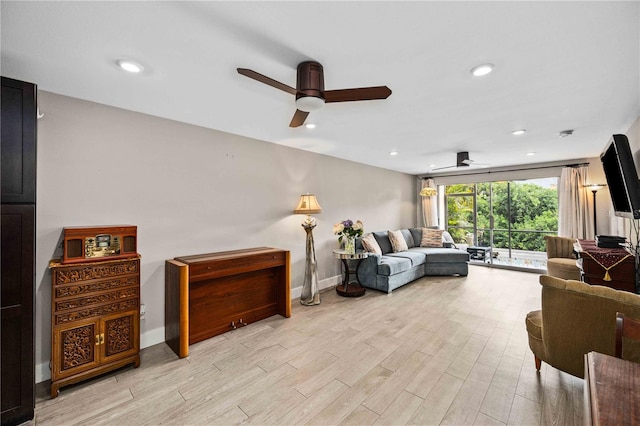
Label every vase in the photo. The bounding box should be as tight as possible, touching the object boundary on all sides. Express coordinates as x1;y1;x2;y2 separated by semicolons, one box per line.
344;235;356;254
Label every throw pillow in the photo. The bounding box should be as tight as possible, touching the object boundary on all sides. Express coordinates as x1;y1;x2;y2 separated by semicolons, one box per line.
361;233;382;255
388;230;408;252
420;228;444;247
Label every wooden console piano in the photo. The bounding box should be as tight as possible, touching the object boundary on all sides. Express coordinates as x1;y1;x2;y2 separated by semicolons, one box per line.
165;247;290;358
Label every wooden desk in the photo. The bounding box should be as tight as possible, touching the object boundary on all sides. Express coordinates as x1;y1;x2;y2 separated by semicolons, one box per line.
584;351;640;425
165;247;290;358
577;240;637;293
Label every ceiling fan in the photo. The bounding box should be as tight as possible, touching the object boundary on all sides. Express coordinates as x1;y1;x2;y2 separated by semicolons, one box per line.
432;152;490;171
237;61;392;127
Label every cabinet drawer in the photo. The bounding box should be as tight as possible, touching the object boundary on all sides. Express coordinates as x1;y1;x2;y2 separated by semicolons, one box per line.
54;287;139;313
188;251;285;282
52;259;139;286
54;275;138;299
55;298;139;326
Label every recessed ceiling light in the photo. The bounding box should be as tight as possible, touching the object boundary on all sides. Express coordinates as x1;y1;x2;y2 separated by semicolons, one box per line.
526;152;536;156
470;63;494;77
429;164;436;168
389;151;398;156
512;129;526;136
305;123;316;129
559;129;574;137
116;60;143;73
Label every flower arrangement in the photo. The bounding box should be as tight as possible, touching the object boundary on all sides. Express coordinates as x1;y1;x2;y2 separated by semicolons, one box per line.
333;219;364;243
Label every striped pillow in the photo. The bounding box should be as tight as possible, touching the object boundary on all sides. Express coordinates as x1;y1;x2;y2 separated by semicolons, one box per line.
420;228;444;247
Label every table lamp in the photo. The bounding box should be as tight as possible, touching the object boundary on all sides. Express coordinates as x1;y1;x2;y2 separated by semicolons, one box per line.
294;194;322;305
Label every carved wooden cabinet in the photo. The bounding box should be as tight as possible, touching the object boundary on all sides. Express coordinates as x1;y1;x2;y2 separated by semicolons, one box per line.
49;256;141;397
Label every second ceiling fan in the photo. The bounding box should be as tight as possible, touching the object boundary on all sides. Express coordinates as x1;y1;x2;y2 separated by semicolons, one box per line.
237;61;392;127
432;152;490;171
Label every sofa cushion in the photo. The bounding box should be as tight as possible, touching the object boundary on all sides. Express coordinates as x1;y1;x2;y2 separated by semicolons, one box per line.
547;258;581;280
410;247;469;263
420;228;444;247
361;233;382;255
388;230;408;252
401;229;416;248
373;231;393;255
409;228;422;246
377;256;413;276
386;251;427;267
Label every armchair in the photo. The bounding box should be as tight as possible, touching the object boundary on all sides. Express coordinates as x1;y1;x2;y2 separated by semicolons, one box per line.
526;275;640;378
544;235;581;280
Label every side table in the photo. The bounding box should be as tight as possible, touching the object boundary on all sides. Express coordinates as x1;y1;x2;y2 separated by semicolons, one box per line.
467;246;492;262
333;250;369;297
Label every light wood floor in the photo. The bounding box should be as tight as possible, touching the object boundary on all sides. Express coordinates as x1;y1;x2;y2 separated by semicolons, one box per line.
32;265;585;425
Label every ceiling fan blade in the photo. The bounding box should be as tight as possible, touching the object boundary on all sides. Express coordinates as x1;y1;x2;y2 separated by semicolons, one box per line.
324;86;392;103
237;68;297;95
289;109;309;127
431;165;458;171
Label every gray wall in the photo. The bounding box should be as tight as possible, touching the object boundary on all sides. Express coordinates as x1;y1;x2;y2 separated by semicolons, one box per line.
35;91;417;381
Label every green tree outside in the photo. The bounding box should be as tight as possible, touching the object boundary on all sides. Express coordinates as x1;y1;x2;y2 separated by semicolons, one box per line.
446;180;558;252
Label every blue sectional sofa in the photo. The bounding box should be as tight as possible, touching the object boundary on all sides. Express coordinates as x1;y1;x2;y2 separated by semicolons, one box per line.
355;228;469;293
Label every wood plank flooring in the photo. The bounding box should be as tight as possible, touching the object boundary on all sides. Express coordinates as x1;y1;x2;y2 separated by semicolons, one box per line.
32;265;585;425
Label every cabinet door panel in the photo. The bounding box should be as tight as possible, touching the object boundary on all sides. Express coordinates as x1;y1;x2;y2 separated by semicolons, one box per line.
1;205;35;422
101;309;139;364
1;77;36;204
53;320;100;381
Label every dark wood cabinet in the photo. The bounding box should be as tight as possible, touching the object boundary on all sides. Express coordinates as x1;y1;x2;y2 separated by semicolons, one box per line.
165;247;290;358
577;240;637;293
1;76;36;426
1;205;35;425
1;77;36;204
49;257;141;397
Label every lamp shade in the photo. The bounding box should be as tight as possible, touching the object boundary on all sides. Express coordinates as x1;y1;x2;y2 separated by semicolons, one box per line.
587;184;606;192
294;194;322;214
420;187;437;197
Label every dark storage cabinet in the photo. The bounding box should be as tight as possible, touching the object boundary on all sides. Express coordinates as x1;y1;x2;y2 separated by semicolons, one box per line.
1;77;36;204
1;77;36;426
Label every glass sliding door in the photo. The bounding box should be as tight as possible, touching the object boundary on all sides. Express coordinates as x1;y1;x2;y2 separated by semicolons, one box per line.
444;177;558;271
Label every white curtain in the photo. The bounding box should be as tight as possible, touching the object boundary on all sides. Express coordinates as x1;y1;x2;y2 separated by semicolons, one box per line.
558;165;593;239
421;178;438;227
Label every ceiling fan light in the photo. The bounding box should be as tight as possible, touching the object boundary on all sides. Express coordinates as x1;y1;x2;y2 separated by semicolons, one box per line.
296;96;325;112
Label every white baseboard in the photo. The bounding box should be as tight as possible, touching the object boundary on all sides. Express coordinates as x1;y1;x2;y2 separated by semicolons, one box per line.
290;274;341;300
36;275;342;383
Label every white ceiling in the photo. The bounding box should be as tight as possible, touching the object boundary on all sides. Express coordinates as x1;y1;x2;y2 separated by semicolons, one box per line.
2;1;639;175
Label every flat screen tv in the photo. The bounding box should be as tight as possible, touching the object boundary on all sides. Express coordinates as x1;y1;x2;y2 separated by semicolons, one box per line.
600;134;640;219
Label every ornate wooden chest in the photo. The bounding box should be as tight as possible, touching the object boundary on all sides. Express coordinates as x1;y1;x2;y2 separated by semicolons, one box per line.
49;256;141;397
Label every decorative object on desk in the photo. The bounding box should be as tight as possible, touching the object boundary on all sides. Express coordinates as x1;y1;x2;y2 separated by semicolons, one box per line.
577;239;633;283
333;219;363;255
419;186;437;197
294;194;322;305
586;183;606;236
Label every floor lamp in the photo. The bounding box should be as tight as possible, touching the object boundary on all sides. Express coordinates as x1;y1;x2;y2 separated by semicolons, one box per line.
588;184;605;237
294;194;322;305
